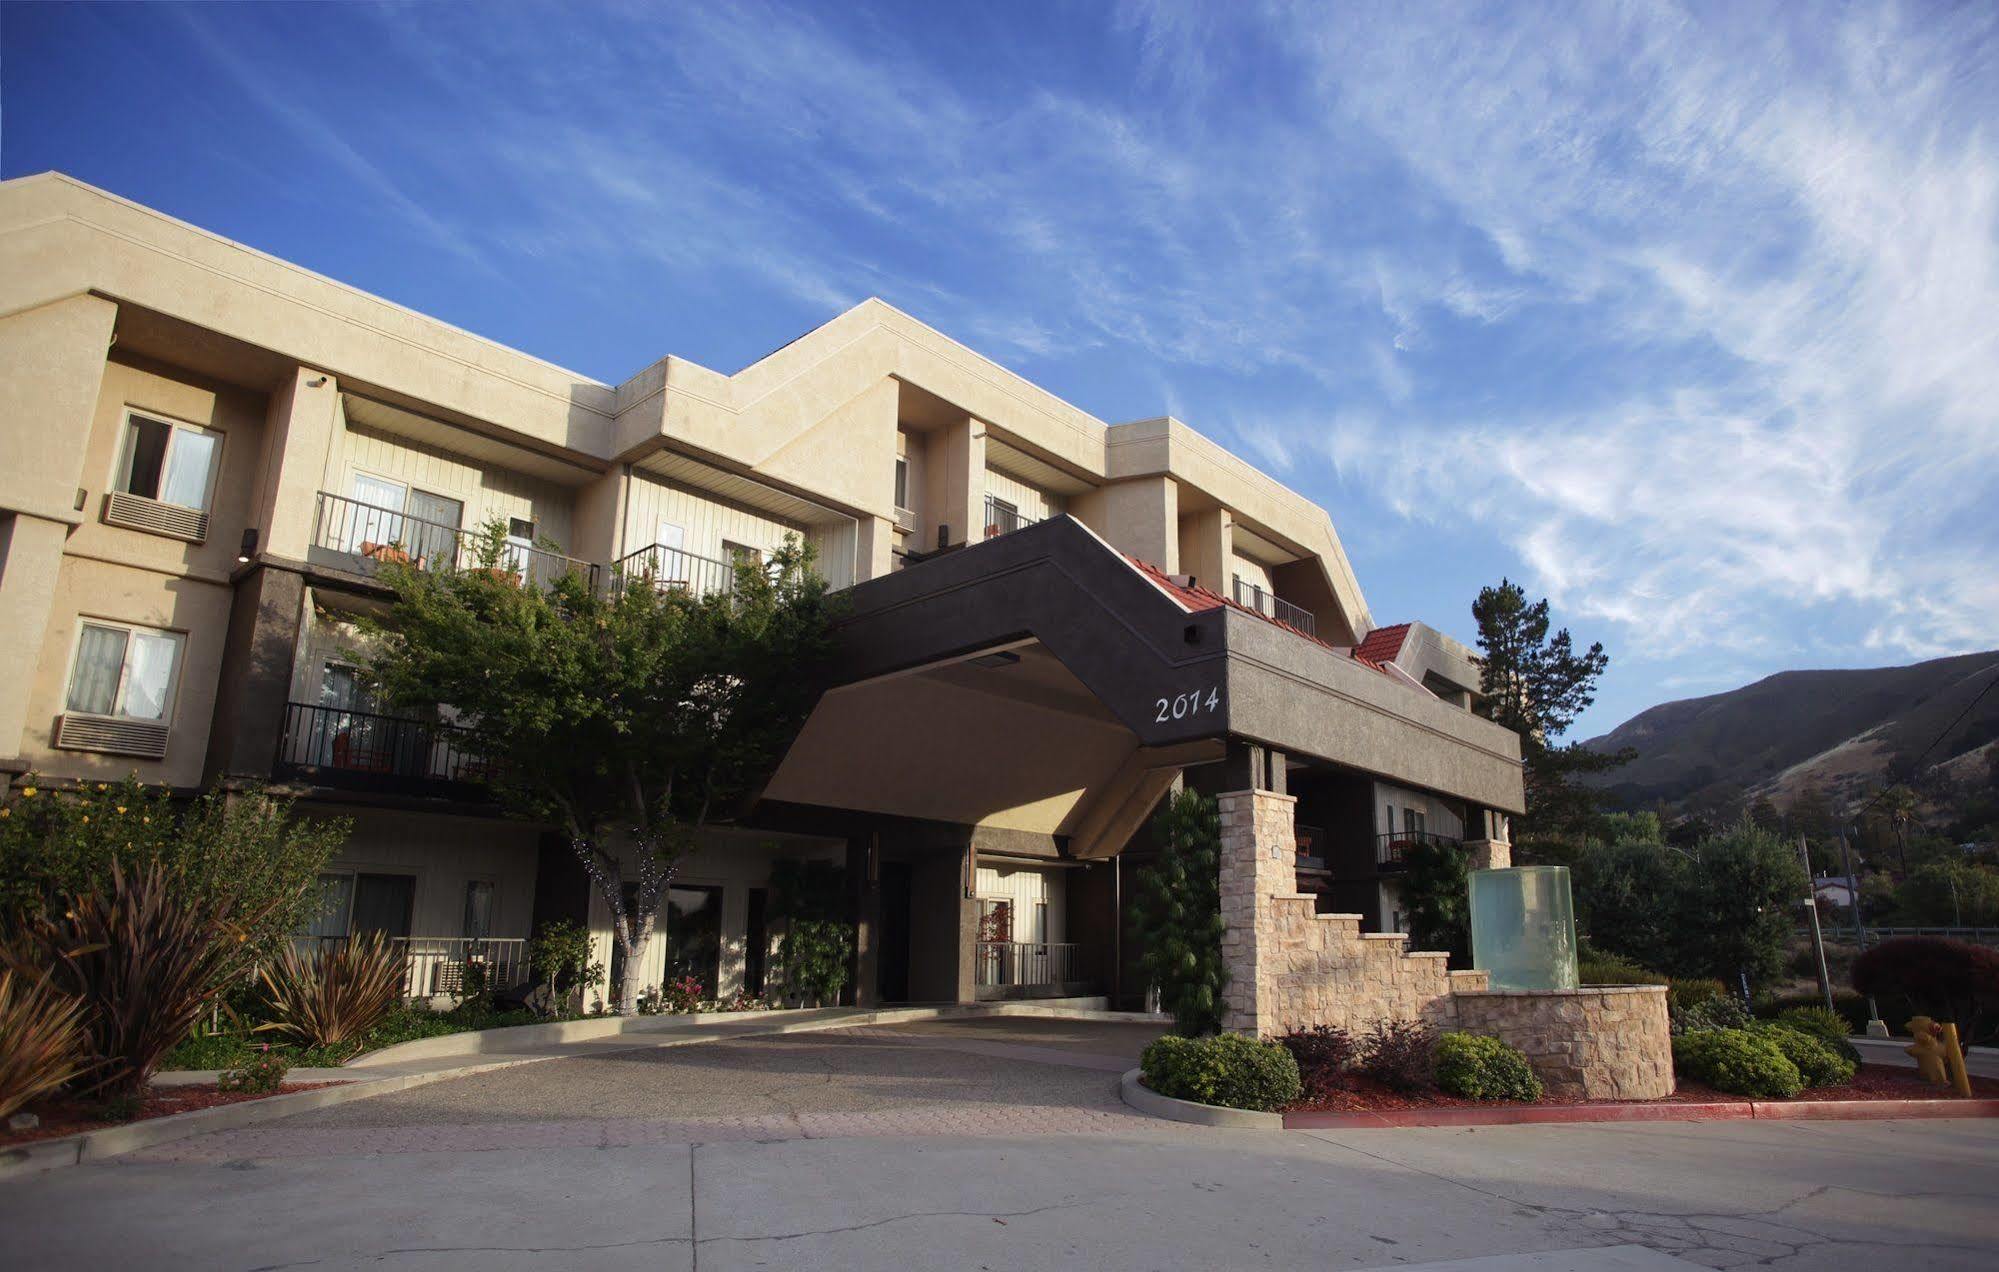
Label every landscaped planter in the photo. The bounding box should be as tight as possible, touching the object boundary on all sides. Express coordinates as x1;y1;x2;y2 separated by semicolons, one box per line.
1120;1062;1999;1130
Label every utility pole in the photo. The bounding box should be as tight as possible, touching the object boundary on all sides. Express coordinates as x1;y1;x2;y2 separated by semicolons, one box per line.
1799;836;1834;1013
1840;829;1889;1039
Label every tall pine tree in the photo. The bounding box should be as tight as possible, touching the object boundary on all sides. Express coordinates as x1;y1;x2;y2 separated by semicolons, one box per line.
1130;789;1228;1036
1472;579;1630;845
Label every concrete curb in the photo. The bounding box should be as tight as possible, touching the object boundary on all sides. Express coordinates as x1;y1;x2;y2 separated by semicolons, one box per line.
0;1057;530;1182
1118;1068;1285;1130
6;1002;1169;1179
1281;1097;1999;1130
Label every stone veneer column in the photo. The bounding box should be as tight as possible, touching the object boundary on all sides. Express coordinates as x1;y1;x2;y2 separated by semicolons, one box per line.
1217;787;1298;1036
1464;838;1511;871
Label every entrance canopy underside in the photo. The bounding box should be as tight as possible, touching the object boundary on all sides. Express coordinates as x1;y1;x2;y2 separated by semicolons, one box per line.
761;517;1525;840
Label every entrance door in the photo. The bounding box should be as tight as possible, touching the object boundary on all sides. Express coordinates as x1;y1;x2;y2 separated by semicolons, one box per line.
877;862;912;1003
744;887;768;998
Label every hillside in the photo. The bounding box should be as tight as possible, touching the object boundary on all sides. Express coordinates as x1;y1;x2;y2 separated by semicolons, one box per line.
1584;650;1999;810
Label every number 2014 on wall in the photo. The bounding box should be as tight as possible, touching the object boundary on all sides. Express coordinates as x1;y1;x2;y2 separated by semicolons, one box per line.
1155;687;1221;723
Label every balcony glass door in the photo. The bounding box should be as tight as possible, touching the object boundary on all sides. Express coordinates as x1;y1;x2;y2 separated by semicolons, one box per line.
348;474;407;555
317;662;381;769
405;490;463;570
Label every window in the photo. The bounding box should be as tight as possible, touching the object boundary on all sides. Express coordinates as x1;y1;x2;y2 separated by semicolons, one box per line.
117;412;220;511
894;457;909;510
301;873;355;942
722;540;762;568
665;884;725;998
65;621;183;721
1404;808;1426;836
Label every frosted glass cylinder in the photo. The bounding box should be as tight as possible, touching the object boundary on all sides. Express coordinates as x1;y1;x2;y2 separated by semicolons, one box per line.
1469;866;1578;991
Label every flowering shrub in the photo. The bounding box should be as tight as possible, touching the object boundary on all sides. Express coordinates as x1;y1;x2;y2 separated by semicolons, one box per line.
718;990;769;1012
218;1046;290;1094
661;975;706;1014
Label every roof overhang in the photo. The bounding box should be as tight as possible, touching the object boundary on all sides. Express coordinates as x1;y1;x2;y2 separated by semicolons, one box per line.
764;517;1526;828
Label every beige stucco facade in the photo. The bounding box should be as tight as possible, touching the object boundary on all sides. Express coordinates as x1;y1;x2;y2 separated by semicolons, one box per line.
0;172;1523;1014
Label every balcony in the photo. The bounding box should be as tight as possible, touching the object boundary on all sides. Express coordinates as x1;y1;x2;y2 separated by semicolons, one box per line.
310;492;600;592
1232;577;1317;638
1294;823;1330;874
983;496;1038;539
611;542;741;599
976;940;1081;991
1374;830;1463;872
274;701;493;800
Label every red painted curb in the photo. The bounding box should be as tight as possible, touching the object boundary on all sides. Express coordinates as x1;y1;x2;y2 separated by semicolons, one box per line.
1282;1097;1999;1130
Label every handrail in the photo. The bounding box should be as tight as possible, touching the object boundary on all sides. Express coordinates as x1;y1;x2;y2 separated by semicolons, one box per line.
312;491;600;592
612;542;740;599
1374;829;1463;868
275;701;493;788
975;940;1079;987
1231;577;1317;637
983;496;1038;539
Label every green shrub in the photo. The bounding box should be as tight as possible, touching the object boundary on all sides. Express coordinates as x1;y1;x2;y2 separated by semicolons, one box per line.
161;1031;259;1072
1756;1023;1856;1088
1667;978;1728;1013
1140;1033;1302;1112
1671;994;1751;1035
1671;1028;1803;1098
1774;1006;1862;1067
1578;949;1666;986
217;1047;290;1094
1434;1033;1543;1101
1757;989;1871;1035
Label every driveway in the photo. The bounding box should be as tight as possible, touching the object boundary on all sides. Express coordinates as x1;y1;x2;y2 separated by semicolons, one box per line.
3;1018;1996;1271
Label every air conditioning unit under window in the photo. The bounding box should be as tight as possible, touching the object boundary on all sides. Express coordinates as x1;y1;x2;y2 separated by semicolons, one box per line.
103;491;209;543
53;713;171;760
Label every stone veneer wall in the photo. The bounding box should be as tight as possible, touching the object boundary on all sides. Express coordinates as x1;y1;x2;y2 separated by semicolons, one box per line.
1453;986;1674;1099
1218;786;1673;1101
1218;789;1486;1037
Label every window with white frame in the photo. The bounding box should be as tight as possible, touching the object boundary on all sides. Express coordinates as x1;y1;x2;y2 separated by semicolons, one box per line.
65;621;184;722
462;880;495;941
894;457;909;511
116;411;221;511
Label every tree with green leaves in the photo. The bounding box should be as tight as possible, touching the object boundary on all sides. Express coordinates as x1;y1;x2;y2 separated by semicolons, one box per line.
367;524;836;1015
1471;579;1630;843
1398;836;1471;963
1130;789;1228;1036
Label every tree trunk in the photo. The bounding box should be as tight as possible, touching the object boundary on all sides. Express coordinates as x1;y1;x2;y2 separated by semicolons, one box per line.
616;909;658;1016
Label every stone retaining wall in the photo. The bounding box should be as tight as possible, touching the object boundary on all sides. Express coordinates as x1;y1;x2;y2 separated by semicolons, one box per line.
1453;986;1674;1099
1217;785;1674;1100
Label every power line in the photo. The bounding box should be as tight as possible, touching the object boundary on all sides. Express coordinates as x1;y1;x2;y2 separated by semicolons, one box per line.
1848;667;1999;826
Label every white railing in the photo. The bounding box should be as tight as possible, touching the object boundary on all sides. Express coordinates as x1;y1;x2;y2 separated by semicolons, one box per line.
976;941;1079;987
294;936;530;998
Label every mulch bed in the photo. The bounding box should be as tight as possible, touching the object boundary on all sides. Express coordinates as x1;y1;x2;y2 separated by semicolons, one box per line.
2;1083;338;1148
1284;1064;1998;1114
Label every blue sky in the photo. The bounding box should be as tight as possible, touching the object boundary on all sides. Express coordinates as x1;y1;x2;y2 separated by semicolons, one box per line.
6;1;1996;737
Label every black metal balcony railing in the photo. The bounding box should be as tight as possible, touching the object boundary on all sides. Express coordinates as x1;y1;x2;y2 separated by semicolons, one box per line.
275;702;493;797
611;542;741;600
1232;577;1317;637
1375;830;1463;871
976;941;1079;987
983;496;1037;539
311;492;600;593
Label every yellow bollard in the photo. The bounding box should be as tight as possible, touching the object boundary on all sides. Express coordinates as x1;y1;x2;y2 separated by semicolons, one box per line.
1939;1022;1974;1099
1906;1017;1950;1087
